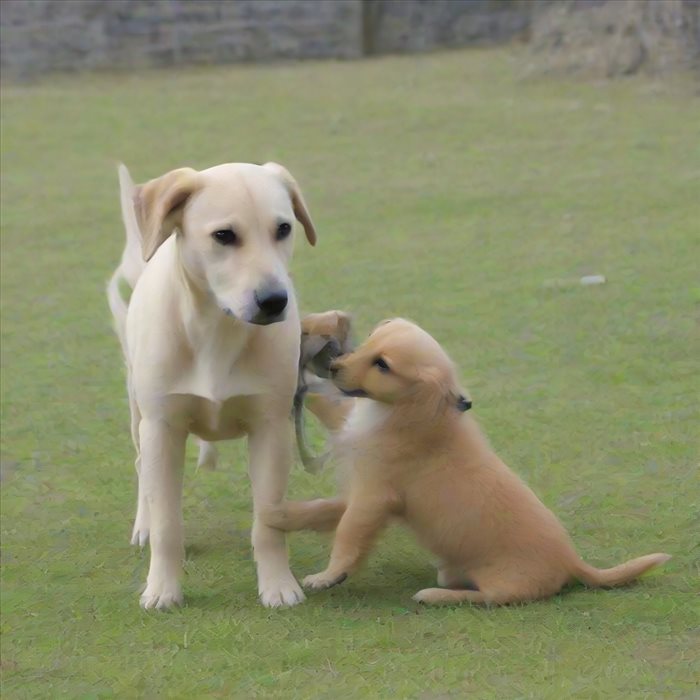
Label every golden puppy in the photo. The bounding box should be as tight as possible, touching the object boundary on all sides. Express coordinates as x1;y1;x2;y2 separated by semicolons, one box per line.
265;318;670;605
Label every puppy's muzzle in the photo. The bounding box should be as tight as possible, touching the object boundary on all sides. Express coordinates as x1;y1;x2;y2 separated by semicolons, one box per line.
251;286;288;325
328;359;366;397
329;359;342;377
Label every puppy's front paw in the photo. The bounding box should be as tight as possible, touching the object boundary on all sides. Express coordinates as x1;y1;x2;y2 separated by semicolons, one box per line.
140;579;183;610
302;570;348;591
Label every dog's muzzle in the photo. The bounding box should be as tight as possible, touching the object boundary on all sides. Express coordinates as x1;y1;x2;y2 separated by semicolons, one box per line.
250;287;288;325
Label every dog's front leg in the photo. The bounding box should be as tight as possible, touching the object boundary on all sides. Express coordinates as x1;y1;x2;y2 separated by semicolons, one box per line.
139;419;187;610
248;419;305;607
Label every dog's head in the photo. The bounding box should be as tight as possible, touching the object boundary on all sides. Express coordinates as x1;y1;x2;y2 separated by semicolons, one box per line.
330;318;471;413
132;162;316;325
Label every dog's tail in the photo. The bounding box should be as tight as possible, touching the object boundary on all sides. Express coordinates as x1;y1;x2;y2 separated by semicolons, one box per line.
107;268;129;357
572;552;670;588
118;163;142;254
107;164;143;358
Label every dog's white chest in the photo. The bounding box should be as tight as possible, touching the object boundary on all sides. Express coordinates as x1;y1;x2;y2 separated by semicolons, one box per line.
174;331;266;402
341;399;391;442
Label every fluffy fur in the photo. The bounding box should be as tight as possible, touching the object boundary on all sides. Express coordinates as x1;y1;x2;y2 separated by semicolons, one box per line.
264;318;670;605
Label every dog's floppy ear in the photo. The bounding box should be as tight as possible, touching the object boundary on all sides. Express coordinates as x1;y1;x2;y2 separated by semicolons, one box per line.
418;366;469;414
263;162;317;246
134;167;200;261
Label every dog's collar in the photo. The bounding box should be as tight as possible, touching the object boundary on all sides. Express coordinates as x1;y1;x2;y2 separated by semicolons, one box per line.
457;395;472;412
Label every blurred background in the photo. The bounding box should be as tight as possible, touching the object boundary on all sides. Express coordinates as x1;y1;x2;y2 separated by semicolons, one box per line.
2;0;698;79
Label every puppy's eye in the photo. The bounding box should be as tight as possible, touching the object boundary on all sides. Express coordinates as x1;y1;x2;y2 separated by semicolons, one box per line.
276;222;292;241
212;229;239;246
373;357;390;373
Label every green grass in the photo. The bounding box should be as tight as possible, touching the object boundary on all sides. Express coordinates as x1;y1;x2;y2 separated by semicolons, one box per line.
1;48;699;699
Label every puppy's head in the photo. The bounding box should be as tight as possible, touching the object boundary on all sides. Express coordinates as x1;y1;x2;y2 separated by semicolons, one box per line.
132;161;316;325
330;318;470;413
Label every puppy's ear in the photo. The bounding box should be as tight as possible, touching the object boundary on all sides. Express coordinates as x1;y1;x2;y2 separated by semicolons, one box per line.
134;167;200;261
263;162;317;246
418;366;467;414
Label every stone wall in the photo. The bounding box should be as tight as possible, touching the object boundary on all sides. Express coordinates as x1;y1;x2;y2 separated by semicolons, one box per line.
365;0;531;55
0;0;364;77
529;0;700;77
0;0;530;78
4;0;695;79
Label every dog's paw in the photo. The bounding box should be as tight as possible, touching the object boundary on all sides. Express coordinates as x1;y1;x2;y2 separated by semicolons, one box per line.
258;572;305;608
140;579;183;610
302;570;347;591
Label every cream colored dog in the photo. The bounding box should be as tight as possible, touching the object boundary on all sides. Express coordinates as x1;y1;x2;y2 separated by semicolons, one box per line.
107;161;316;609
266;319;670;605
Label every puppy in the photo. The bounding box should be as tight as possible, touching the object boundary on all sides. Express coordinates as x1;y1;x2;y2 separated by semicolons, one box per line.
265;319;670;605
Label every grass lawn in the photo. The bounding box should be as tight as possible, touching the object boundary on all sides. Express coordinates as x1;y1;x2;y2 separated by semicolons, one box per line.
1;48;698;698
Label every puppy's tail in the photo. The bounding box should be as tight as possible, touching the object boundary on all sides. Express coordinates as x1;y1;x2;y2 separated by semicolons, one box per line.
572;552;671;588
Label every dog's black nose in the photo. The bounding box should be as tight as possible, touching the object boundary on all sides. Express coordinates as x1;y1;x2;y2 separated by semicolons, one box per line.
255;289;288;316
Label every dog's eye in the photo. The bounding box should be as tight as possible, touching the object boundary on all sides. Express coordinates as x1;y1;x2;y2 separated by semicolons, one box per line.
212;229;239;246
276;222;292;241
373;357;390;373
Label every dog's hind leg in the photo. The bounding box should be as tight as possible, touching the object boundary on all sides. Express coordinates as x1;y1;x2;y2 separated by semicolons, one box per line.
128;383;150;547
196;440;219;471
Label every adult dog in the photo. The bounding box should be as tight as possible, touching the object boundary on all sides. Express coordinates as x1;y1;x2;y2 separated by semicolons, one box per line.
107;161;316;609
265;319;670;605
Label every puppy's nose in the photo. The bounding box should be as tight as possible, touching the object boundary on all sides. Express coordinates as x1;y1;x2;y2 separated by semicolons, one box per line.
255;289;288;316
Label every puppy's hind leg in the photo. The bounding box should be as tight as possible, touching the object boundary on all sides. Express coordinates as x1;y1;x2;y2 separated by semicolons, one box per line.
436;563;475;589
413;587;509;606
